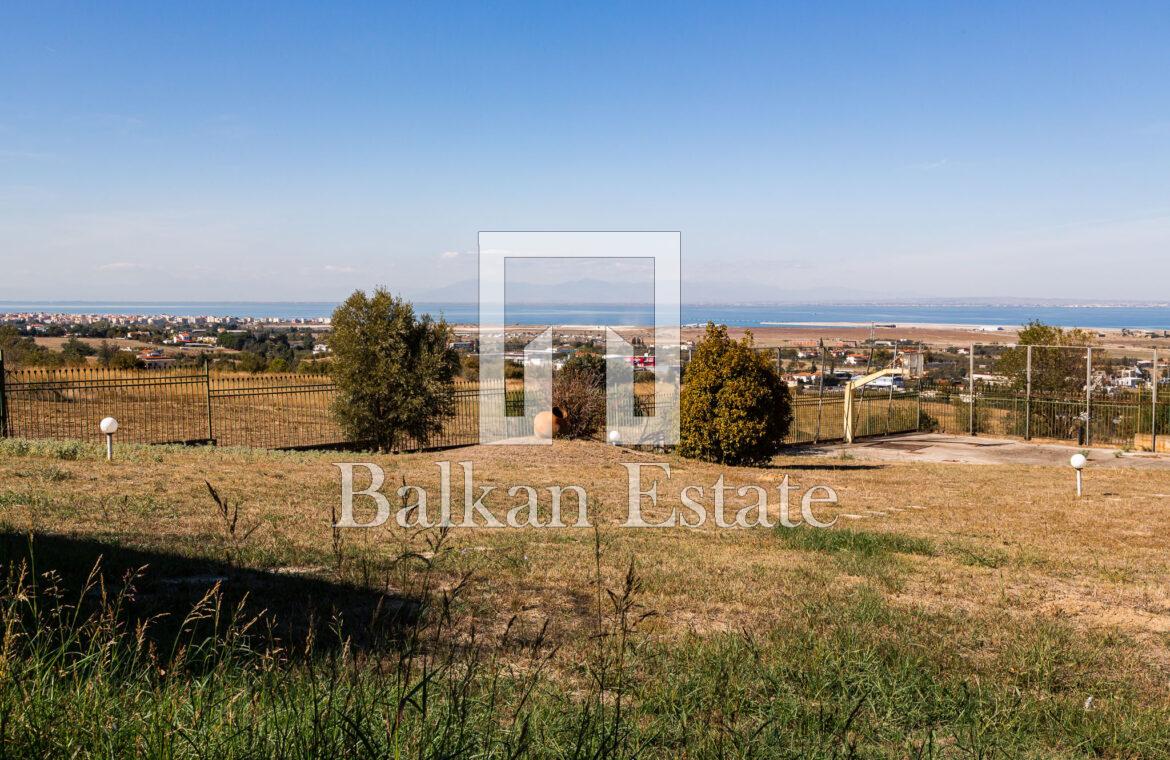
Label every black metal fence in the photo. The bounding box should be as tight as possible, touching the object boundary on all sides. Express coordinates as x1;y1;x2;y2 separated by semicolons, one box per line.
1;353;1165;452
0;356;490;451
916;383;1169;449
777;339;1170;451
1;365;213;445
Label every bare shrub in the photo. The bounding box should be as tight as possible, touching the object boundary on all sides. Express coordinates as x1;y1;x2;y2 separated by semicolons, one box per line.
553;353;605;439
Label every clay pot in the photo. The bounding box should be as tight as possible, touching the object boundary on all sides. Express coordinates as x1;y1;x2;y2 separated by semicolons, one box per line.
534;406;568;439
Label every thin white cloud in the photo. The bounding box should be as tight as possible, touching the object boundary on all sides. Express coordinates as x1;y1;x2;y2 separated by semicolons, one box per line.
322;264;357;274
96;261;143;272
440;250;462;259
0;149;58;161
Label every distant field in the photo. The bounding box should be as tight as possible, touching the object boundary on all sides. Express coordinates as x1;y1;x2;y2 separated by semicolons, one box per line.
31;335;238;356
1;438;1168;755
33;336;159;355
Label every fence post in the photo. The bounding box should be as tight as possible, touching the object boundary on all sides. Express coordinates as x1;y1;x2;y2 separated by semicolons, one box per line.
205;362;215;444
886;376;894;434
1153;348;1159;452
968;344;976;436
813;340;826;444
0;349;8;438
1024;345;1032;440
1085;347;1092;447
915;375;922;432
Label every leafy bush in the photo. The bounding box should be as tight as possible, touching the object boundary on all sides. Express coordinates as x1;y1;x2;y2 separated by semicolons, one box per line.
679;323;792;465
553;352;605;439
329;289;459;452
106;351;145;370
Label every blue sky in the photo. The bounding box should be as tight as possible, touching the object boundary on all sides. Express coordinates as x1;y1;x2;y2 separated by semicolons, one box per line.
1;1;1168;302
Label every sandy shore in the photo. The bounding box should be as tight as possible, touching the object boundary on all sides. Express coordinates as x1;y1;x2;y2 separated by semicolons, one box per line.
454;321;1170;351
707;324;1170;350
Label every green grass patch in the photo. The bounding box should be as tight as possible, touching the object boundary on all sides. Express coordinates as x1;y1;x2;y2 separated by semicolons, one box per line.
775;526;937;588
776;525;937;558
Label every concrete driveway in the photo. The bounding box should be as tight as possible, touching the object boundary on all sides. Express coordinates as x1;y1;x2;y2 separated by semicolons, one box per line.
798;433;1170;470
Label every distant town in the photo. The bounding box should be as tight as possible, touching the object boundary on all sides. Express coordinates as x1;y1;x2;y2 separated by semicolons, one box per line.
0;310;333;372
6;308;1169;397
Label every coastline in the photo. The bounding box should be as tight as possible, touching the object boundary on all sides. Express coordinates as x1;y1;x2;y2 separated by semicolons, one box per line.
762;320;1019;331
5;302;1170;330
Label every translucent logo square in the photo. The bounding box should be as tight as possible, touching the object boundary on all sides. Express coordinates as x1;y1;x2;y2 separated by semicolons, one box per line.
478;231;681;445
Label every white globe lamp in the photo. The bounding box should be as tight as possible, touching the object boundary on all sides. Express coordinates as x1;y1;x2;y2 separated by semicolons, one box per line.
100;417;119;460
1070;453;1086;497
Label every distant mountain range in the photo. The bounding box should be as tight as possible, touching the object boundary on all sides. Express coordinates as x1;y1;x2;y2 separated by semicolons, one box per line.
413;279;1170;308
416;278;889;305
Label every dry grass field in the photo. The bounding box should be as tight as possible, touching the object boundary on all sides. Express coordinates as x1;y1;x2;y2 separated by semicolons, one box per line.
2;436;1169;756
33;336;160;352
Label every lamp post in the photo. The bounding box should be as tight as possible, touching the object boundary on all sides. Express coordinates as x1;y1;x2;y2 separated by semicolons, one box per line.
100;417;119;461
1070;453;1086;498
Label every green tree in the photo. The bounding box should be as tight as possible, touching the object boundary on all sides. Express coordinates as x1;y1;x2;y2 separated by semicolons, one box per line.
679;323;793;465
60;336;96;364
995;321;1095;395
238;352;268;373
96;341;119;367
108;351;145;370
329;289;458;452
217;332;247;350
0;326;43;367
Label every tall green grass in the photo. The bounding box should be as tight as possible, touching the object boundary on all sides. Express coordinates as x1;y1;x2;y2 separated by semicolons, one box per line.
2;537;1168;758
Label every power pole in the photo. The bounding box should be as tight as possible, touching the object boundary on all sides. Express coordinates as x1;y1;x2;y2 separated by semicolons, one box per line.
0;349;8;438
968;344;976;436
1085;347;1093;447
1153;348;1160;452
1024;345;1032;440
865;322;875;375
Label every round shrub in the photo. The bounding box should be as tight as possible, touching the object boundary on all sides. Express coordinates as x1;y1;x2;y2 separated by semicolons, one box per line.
679;323;792;465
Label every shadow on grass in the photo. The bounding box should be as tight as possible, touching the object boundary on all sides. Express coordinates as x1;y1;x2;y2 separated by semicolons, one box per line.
0;531;421;654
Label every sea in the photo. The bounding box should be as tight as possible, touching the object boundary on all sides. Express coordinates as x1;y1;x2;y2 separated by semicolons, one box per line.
3;301;1170;330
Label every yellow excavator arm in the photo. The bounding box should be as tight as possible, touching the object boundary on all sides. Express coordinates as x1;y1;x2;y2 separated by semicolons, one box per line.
843;365;911;443
846;366;905;390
